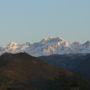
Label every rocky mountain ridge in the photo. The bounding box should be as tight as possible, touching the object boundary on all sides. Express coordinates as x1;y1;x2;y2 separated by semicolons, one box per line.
0;37;90;56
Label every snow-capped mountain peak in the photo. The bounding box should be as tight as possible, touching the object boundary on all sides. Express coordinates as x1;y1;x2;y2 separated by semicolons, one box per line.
7;42;18;50
83;41;90;47
40;37;65;44
0;37;89;56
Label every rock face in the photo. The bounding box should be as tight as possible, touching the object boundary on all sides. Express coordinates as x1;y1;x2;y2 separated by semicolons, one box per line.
0;53;89;90
0;37;90;56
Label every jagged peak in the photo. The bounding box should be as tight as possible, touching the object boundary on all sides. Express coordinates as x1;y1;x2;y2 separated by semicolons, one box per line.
7;42;18;47
6;42;19;51
0;37;89;56
83;41;90;46
40;37;65;44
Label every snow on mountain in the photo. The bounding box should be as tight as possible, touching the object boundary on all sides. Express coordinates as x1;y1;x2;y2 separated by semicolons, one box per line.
0;37;90;56
26;37;68;56
40;37;64;44
6;42;19;51
78;41;90;53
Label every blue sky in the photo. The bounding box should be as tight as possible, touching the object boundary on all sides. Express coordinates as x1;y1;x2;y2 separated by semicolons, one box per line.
0;0;90;45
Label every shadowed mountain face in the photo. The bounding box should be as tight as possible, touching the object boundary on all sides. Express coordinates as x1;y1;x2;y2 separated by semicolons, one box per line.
39;54;90;82
76;54;90;81
39;54;88;71
0;53;89;90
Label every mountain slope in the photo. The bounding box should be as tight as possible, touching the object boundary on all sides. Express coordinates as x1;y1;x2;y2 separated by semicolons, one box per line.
39;54;88;71
39;54;90;82
0;53;89;90
76;54;90;81
0;53;71;90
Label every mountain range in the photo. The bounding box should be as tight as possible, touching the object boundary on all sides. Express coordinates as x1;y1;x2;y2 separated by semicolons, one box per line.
0;37;90;56
0;37;89;89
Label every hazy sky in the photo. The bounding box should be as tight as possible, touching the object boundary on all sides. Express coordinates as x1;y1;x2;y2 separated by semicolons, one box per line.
0;0;90;45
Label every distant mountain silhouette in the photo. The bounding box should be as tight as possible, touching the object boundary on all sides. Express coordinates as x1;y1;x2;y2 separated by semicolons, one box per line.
76;54;90;81
39;54;88;71
39;54;90;82
0;53;89;90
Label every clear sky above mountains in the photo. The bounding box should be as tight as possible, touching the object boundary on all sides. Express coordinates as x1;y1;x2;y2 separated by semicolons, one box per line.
0;0;90;45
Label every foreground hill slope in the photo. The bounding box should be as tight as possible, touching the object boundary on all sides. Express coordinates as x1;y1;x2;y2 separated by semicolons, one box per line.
0;53;71;90
0;53;89;90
